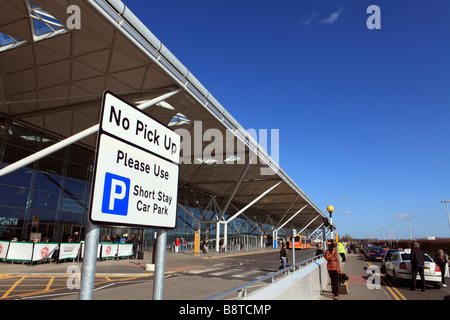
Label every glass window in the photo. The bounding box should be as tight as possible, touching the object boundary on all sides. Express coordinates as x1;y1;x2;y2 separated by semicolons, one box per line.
0;185;30;207
34;171;63;194
6;125;40;151
29;210;57;223
60;196;86;214
66;162;88;180
3;144;34;164
63;178;87;198
37;156;64;175
0;206;26;227
59;213;84;224
0;122;7;142
39;137;67;160
0;164;33;188
30;190;59;211
68;145;93;167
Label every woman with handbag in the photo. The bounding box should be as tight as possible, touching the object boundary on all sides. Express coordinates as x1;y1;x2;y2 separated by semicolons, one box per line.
325;240;341;300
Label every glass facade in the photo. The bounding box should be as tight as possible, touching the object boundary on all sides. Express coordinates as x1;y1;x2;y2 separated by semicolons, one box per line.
0;122;93;242
0;121;268;250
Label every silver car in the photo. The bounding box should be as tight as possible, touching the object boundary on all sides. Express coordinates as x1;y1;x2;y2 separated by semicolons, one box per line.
385;249;442;289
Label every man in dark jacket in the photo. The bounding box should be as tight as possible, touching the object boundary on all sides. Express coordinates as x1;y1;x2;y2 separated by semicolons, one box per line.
279;243;287;270
410;242;426;291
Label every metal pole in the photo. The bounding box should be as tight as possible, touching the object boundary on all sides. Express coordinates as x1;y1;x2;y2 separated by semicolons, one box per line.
292;229;296;267
441;200;450;230
79;220;100;300
446;202;450;230
153;228;168;300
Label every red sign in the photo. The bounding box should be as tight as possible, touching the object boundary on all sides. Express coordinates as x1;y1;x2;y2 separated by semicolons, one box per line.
40;246;49;257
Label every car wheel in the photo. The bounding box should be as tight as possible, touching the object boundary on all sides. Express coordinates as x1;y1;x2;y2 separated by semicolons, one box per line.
433;283;441;289
393;271;400;286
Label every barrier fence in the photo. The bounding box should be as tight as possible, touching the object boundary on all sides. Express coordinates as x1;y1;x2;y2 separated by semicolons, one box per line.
0;240;134;264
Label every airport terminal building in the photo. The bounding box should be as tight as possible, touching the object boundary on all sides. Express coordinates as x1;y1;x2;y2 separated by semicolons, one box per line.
0;0;333;250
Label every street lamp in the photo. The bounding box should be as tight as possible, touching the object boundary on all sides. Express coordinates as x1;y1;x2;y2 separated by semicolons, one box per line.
441;200;450;230
327;205;334;238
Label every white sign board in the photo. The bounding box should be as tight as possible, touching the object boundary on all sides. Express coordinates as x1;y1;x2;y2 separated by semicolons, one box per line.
89;91;180;229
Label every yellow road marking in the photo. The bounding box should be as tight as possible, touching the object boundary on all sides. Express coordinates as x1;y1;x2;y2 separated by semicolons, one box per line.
0;274;151;299
363;255;407;300
1;276;25;299
44;277;55;291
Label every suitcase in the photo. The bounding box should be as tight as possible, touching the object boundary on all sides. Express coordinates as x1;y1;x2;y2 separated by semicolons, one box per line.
137;251;144;260
338;280;349;294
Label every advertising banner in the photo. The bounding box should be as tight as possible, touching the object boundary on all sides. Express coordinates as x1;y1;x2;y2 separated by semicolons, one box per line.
0;241;10;260
101;242;118;259
80;242;101;259
6;242;33;261
117;243;133;257
58;243;81;260
32;243;59;262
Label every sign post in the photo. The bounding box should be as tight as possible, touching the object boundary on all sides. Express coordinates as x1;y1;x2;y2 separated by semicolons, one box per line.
79;91;180;300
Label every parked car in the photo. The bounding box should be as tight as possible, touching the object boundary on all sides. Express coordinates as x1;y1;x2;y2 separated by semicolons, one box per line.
385;249;442;289
381;249;398;273
368;246;385;261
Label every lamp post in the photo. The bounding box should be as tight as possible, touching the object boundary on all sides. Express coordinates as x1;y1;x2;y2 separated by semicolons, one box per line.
441;200;450;231
327;205;334;239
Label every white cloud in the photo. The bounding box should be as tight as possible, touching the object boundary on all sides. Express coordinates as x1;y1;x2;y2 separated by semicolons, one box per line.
393;213;412;220
301;11;317;25
319;7;344;24
344;210;353;215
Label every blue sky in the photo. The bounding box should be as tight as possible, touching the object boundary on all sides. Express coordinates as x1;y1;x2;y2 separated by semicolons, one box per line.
124;0;450;239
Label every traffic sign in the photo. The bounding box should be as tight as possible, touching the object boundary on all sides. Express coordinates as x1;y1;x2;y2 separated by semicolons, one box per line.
89;91;180;228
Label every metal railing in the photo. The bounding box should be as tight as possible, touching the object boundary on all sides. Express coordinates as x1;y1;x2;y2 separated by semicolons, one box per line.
206;254;324;300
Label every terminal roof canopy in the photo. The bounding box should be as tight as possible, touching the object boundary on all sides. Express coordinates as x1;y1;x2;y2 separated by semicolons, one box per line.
0;0;332;235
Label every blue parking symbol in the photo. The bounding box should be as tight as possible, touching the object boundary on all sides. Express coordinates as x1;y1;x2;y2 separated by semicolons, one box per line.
102;173;130;216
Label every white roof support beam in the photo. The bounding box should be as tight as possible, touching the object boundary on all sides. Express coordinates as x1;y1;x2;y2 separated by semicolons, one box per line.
0;89;181;178
275;195;299;229
275;204;308;233
308;223;324;238
219;158;252;220
295;215;319;237
225;181;282;224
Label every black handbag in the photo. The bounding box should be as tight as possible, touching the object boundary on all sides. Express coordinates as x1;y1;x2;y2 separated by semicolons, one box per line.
339;273;349;284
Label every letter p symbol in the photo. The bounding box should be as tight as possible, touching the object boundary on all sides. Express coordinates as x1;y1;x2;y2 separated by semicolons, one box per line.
102;173;130;216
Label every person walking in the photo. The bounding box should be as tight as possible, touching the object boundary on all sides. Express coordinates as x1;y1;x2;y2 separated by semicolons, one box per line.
338;242;346;262
202;237;209;254
279;243;287;271
434;249;448;288
315;242;324;256
325;240;341;300
131;234;140;259
175;238;180;253
180;237;186;253
410;241;426;291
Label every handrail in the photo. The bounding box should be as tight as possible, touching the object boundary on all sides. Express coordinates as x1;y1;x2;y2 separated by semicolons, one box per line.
206;254;324;300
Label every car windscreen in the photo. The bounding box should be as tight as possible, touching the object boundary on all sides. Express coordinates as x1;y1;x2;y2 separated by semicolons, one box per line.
400;253;433;262
371;248;384;253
